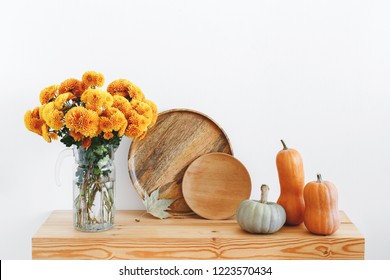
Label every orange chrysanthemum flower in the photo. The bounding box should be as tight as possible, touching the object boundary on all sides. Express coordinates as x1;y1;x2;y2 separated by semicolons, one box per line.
144;99;158;127
124;124;145;138
131;100;153;118
26;71;157;145
127;110;149;132
82;138;92;149
58;78;86;97
65;107;99;137
103;132;114;140
49;132;58;141
99;116;113;133
111;111;127;132
41;102;64;130
107;79;131;97
130;99;153;127
112;95;133;118
39;85;58;105
100;107;127;135
81;89;114;114
129;84;145;101
70;130;84;142
107;79;145;100
54;92;74;110
82;71;105;88
118;123;127;137
41;123;52;143
24;107;45;136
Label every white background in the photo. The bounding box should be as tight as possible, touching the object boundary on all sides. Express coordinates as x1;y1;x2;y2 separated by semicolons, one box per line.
0;0;389;260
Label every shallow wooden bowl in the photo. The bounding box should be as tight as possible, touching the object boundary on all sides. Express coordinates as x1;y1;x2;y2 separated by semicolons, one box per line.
182;152;251;219
128;109;233;214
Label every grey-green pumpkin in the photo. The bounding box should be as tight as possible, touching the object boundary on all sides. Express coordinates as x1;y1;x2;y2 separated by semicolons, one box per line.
236;184;286;234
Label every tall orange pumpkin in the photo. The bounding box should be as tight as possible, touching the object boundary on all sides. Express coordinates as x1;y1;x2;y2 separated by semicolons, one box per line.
276;140;305;225
303;174;340;235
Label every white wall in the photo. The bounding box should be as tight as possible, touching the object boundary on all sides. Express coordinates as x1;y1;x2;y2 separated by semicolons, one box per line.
1;0;389;259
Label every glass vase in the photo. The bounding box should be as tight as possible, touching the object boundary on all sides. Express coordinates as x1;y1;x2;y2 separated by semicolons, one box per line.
72;144;116;232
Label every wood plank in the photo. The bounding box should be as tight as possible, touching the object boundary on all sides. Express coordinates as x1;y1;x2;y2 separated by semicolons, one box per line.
32;210;364;260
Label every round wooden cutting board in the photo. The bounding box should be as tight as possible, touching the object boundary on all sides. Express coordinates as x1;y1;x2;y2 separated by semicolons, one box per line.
128;109;233;214
182;152;251;220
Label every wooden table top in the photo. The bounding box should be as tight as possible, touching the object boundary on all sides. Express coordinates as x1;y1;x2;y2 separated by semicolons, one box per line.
32;210;364;260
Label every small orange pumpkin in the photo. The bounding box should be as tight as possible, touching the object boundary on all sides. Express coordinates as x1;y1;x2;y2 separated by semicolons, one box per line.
303;174;340;235
276;140;305;225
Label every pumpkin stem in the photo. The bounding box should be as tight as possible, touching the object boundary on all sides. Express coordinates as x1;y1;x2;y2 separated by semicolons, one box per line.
317;173;323;183
260;184;270;203
280;139;288;150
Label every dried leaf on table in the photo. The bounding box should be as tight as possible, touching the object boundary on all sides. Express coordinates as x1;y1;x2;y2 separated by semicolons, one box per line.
140;188;176;220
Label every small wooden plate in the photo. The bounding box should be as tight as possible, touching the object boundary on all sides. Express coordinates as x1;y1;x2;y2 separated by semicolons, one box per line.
182;152;251;220
128;109;233;214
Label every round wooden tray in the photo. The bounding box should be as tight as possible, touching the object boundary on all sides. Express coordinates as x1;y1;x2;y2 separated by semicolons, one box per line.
128;109;233;214
182;152;251;220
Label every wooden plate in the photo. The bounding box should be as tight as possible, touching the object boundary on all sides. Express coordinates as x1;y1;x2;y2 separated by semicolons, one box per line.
128;109;233;214
182;152;251;220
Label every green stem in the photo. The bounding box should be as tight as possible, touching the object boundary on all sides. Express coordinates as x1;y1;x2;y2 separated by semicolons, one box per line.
317;173;323;183
83;163;93;221
281;139;288;150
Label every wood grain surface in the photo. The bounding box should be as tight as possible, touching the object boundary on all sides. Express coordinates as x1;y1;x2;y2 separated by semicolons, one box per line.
182;153;251;220
128;109;233;214
32;210;365;260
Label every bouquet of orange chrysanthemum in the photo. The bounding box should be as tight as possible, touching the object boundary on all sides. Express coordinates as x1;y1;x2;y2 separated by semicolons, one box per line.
24;71;158;231
24;70;157;148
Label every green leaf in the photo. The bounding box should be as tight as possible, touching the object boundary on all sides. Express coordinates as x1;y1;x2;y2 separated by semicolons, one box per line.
97;155;109;169
60;134;76;147
142;188;175;219
93;168;102;175
94;145;106;156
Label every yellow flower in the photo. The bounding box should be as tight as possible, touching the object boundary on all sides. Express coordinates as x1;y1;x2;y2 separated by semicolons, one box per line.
81;89;113;114
65;106;99;137
41;102;64;130
100;107;127;133
82;71;105;88
54;92;73;110
129;84;145;101
99;116;113;133
49;132;58;141
70;130;84;142
111;110;127;132
82;138;92;149
112;95;133;118
127;110;149;132
130;99;153;127
107;79;144;100
41;123;52;143
107;79;131;97
25;71;157;144
24;107;45;136
118;123;127;137
59;78;86;97
124;124;144;138
103;132;114;140
144;99;158;127
39;85;58;105
131;99;153;119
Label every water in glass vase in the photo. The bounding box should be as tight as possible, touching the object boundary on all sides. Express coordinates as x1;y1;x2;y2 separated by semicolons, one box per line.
72;144;116;232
